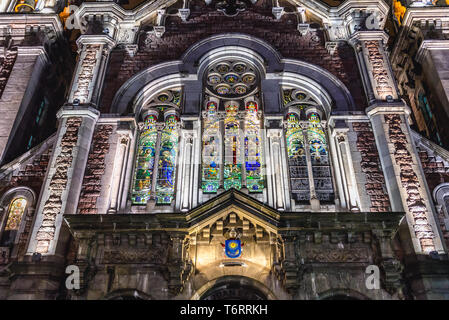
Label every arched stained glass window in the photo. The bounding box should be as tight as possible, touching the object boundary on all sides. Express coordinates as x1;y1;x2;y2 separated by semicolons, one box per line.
224;103;242;190
283;87;334;205
202;101;221;193
307;112;334;202
285;113;310;202
1;197;27;247
244;101;263;193
201;60;264;194
4;198;27;231
131;89;181;206
156;114;179;204
132;114;158;204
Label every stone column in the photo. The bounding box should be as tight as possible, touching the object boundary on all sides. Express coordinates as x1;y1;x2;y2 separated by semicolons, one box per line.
267;129;287;211
27;107;99;256
349;30;446;254
107;130;132;213
177;130;196;212
68;35;116;107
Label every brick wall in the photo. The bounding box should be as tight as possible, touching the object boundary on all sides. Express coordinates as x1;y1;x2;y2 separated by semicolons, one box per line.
0;49;18;100
100;0;366;113
78;124;113;214
352;122;390;212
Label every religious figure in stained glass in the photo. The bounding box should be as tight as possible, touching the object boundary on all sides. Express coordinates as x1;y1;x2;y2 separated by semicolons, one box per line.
202;101;221;193
307;112;334;202
224;104;242;190
156;114;179;204
307;112;328;163
244;101;263;193
4;198;27;231
132;114;158;204
1;197;27;246
285;112;310;202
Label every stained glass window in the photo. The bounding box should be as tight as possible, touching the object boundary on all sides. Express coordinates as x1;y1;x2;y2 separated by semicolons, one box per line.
132;114;158;204
4;198;27;231
285;113;310;202
224;104;242;190
156;114;179;204
244;101;263;193
202;101;221;193
307;112;334;202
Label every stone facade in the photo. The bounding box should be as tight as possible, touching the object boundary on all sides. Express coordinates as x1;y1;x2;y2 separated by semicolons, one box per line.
1;0;449;301
353;122;390;212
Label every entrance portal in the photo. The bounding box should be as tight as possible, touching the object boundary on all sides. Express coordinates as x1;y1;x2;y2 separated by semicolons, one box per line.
200;278;268;300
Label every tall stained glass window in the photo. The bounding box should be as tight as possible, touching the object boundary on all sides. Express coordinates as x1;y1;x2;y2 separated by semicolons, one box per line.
244;101;263;193
202;101;221;193
224;104;242;190
307;112;334;202
201;60;264;194
285;113;309;202
282;87;334;204
156;114;179;204
1;197;27;246
132;114;158;204
131;89;181;205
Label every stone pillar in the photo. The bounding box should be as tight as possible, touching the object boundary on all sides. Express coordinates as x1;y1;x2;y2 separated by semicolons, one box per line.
177;130;196;212
266;129;288;211
108;130;132;213
349;31;399;104
334;129;361;212
68;35;116;107
27;107;99;256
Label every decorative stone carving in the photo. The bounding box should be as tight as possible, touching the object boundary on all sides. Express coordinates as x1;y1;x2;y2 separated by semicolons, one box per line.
352;122;390;212
36;117;82;254
303;248;370;262
73;45;100;103
364;40;394;100
385;114;435;252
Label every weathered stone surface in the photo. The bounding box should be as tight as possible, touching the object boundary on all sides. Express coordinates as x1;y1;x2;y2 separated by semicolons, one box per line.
35;117;82;254
385;114;435;252
78;124;113;214
353;122;390;212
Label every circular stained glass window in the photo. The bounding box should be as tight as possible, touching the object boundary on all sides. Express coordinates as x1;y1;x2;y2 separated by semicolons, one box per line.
242;74;255;85
234;85;247;95
205;60;258;98
233;63;247;73
216;84;231;95
217;63;230;73
224;73;239;84
208;74;221;85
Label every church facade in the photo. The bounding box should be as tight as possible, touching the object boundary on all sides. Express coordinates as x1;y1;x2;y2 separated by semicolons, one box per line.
0;0;449;300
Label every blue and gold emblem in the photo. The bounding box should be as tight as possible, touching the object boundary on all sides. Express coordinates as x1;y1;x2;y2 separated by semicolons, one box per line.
224;239;242;258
